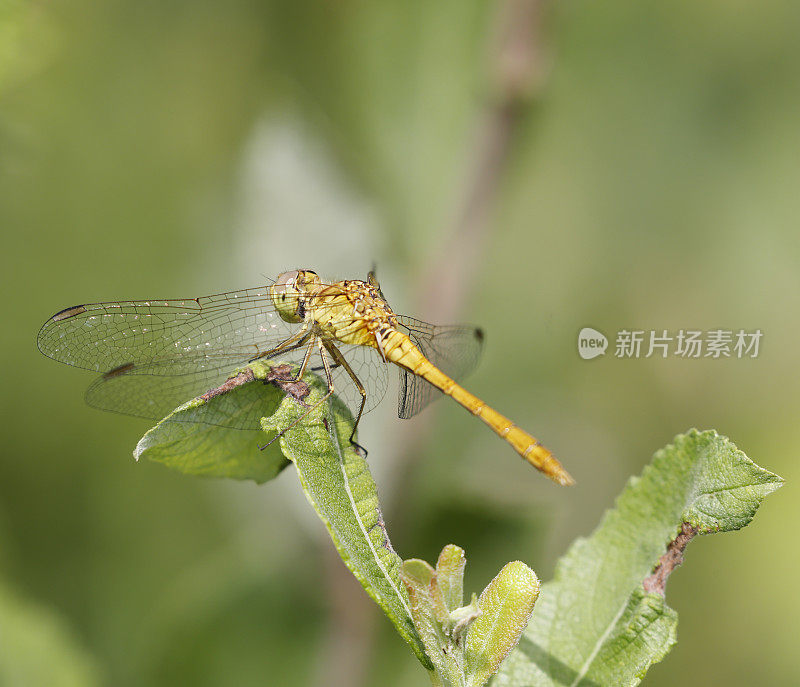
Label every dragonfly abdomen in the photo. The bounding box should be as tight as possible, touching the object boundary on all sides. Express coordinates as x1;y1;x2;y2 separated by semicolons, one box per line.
383;330;574;486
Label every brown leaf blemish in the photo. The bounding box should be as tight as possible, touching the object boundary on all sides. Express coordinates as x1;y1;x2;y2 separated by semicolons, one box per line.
643;521;698;596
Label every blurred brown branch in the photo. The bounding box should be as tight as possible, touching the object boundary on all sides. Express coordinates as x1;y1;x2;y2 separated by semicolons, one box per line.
413;0;550;323
313;546;378;687
385;0;552;520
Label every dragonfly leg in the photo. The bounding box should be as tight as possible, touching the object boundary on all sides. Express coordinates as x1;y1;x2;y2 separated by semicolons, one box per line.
258;338;336;451
251;329;320;387
292;335;316;381
322;339;368;456
310;361;341;373
248;327;309;363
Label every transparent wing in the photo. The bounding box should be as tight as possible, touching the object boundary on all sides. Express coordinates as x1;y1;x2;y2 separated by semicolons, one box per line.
86;344;388;429
36;286;304;373
86;360;302;438
84;355;259;425
85;342;390;431
38;284;356;429
395;316;484;419
309;343;390;418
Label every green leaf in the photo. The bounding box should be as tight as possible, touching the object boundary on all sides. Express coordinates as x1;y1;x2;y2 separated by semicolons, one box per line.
450;593;482;647
261;370;431;669
437;544;467;612
132;360;428;664
402;547;541;687
401;558;459;681
134;363;290;483
493;429;783;687
465;561;540;687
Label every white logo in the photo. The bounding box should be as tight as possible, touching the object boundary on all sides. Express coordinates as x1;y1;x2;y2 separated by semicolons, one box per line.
578;327;608;360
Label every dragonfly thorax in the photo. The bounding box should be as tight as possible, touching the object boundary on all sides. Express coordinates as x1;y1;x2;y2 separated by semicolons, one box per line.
308;279;400;349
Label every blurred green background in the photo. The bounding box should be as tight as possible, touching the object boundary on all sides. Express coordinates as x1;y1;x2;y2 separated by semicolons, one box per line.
1;1;798;685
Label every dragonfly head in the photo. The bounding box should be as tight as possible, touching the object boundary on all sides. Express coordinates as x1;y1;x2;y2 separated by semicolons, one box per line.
271;269;320;322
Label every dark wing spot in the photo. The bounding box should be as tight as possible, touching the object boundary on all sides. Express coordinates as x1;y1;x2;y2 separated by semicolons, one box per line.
102;362;135;379
475;328;484;342
52;305;87;322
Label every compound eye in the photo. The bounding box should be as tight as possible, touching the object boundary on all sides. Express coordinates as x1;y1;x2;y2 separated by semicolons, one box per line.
275;270;300;289
272;270;300;303
273;270;301;299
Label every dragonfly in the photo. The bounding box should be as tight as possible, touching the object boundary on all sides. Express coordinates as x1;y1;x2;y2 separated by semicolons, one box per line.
37;269;573;485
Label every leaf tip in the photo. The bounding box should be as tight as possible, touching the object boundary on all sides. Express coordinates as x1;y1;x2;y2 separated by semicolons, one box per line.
132;436;146;462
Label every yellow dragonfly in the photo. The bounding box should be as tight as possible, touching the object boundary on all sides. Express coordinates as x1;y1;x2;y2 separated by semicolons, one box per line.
37;269;573;485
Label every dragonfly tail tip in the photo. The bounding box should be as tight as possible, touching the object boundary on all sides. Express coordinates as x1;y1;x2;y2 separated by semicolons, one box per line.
556;470;576;487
